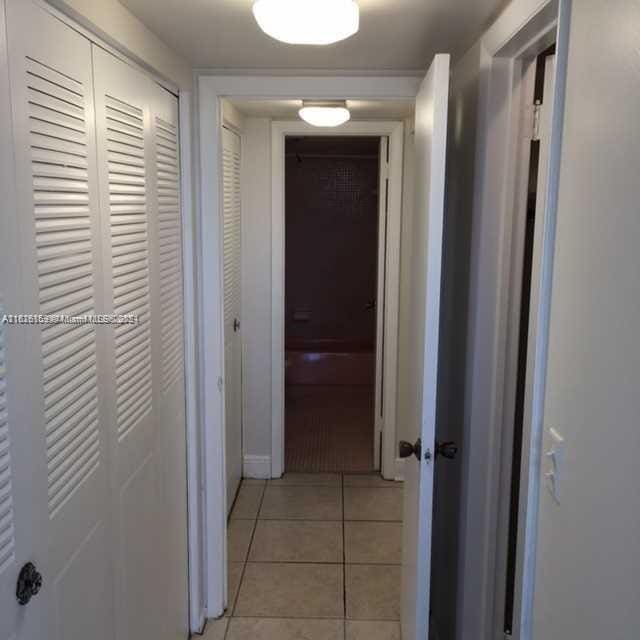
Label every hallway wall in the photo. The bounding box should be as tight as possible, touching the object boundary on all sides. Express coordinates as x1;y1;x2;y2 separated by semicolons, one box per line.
449;2;640;639
241;118;274;462
531;1;640;637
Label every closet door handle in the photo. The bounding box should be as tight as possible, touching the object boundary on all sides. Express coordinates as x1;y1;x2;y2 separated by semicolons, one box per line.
16;562;43;606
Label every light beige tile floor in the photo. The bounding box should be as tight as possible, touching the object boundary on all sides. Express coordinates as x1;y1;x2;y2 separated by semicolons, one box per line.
269;472;341;486
249;520;343;563
211;472;403;639
343;487;403;521
345;564;402;620
344;521;402;564
230;484;265;520
227;519;255;562
346;620;401;640
259;485;343;520
227;617;344;640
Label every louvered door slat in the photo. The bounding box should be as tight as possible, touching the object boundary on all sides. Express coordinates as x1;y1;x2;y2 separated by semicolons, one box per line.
103;94;153;441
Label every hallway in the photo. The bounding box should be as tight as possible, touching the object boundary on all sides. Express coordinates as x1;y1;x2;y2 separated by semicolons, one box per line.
206;473;403;639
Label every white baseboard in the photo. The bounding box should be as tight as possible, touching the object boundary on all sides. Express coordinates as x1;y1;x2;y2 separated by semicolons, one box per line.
394;457;406;481
243;455;271;479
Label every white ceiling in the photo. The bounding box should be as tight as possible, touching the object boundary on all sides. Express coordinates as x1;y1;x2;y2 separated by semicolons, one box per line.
119;0;507;71
229;98;414;119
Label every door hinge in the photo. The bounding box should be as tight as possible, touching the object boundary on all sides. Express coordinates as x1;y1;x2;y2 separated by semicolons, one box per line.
532;100;542;141
217;376;223;392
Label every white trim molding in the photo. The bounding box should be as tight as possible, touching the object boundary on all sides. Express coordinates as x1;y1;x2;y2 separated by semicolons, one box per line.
269;119;405;480
394;457;407;482
243;455;272;479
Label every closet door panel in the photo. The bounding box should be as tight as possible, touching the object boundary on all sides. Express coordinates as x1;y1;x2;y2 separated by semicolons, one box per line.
149;86;189;638
222;127;242;510
92;46;163;640
4;1;114;639
93;46;188;640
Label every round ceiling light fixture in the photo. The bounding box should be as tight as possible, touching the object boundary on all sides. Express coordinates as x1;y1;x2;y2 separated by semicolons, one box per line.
252;0;360;45
298;101;351;127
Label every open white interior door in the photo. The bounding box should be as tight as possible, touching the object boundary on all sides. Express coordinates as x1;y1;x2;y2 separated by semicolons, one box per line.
401;53;450;640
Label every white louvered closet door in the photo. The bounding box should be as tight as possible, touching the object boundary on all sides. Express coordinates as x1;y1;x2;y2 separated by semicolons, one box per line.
3;1;116;639
92;46;188;640
222;127;243;510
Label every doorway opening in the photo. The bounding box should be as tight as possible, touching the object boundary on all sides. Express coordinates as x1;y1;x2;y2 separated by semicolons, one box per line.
284;136;382;473
503;44;557;636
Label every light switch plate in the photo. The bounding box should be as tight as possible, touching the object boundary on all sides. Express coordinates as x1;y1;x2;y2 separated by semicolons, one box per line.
544;427;565;503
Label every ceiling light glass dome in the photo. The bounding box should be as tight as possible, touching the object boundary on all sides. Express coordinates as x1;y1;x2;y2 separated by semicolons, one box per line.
253;0;360;45
298;101;351;127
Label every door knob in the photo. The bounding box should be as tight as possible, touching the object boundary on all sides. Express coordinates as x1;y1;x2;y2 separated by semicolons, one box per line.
399;438;422;461
435;440;458;460
16;562;43;605
233;318;240;332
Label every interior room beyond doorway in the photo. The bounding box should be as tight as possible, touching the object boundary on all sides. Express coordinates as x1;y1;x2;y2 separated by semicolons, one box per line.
284;136;381;473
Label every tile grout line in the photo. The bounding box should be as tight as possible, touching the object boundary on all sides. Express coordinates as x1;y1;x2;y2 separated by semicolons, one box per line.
228;615;397;621
232;559;401;566
225;475;401;638
224;481;267;638
233;518;401;523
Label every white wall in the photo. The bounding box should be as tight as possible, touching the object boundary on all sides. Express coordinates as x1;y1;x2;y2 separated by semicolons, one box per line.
449;2;640;638
241;118;274;464
47;0;191;90
531;1;640;637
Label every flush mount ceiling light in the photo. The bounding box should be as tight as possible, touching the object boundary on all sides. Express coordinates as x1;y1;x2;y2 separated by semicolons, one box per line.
299;101;351;127
253;0;359;45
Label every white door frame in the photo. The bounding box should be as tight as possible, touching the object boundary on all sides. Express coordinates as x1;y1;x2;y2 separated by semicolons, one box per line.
196;75;420;618
459;1;570;639
270;119;404;480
